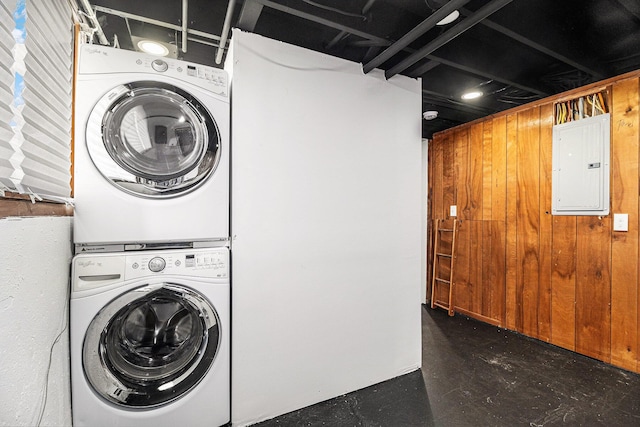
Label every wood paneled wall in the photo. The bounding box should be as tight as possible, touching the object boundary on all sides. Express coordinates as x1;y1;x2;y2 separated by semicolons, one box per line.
428;71;640;374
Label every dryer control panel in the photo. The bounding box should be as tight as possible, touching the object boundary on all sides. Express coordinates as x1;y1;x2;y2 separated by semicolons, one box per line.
78;44;228;97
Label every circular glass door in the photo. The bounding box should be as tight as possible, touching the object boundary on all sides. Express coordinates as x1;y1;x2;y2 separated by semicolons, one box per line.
86;82;221;198
83;284;220;408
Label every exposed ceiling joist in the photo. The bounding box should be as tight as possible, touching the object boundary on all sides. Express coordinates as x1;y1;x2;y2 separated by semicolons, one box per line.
422;89;495;115
361;0;472;74
408;59;441;77
237;0;264;32
425;53;548;97
463;9;606;79
325;0;377;50
612;0;640;21
252;0;389;45
92;5;224;44
385;0;514;79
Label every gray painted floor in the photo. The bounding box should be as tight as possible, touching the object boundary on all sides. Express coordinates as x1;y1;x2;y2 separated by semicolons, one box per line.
255;305;640;426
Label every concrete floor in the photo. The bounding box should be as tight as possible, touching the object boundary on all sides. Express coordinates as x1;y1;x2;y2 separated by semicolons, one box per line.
255;305;640;426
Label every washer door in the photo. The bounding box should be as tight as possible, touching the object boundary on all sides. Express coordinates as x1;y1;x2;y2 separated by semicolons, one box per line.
86;82;220;198
83;284;220;408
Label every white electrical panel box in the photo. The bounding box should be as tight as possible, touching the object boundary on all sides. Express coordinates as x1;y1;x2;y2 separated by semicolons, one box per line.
552;113;610;216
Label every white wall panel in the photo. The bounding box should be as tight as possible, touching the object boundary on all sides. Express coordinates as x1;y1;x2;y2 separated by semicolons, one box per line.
0;216;73;426
228;30;423;426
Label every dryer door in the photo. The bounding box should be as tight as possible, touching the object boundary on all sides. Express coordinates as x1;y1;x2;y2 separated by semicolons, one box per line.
82;283;220;408
86;81;220;198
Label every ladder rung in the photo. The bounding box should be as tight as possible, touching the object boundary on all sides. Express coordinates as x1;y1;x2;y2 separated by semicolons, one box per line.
436;252;452;258
438;228;454;232
435;278;451;284
433;301;451;310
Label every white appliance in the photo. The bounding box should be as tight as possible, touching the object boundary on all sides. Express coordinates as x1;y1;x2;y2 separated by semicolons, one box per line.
70;247;230;427
74;44;230;249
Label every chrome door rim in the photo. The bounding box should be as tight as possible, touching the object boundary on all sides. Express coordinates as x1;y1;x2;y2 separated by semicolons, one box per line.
86;82;221;198
82;283;220;408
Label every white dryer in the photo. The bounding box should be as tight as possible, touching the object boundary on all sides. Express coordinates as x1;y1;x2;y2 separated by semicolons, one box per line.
70;247;230;426
74;44;229;248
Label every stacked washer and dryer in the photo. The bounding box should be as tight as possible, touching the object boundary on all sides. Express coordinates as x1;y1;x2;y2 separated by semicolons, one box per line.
70;44;230;427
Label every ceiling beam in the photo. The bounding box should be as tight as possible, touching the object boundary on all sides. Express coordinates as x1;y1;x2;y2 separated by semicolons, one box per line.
408;59;441;76
424;54;548;96
326;0;377;50
93;5;224;43
612;0;640;21
237;0;264;32
347;37;548;96
384;0;514;79
253;0;389;45
422;89;495;115
461;9;606;79
361;0;472;74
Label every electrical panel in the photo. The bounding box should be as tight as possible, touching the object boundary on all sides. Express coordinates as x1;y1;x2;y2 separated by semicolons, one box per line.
552;113;610;216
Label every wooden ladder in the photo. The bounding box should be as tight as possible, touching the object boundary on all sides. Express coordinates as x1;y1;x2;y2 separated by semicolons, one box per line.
430;219;458;316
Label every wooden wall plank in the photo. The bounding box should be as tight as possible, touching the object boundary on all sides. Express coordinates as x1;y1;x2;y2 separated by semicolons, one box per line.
468;123;483;221
505;114;518;330
481;220;493;317
491;116;508;325
431;138;444;220
576;217;611;362
482;121;493;221
492;116;507;223
455;128;470;220
452;128;471;220
470;220;483;314
490;221;506;323
611;78;639;371
538;103;554;342
516;108;541;337
453;219;471;312
442;134;455;219
551;216;577;351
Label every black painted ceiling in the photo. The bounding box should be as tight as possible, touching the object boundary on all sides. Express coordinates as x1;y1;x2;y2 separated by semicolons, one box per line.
85;0;640;138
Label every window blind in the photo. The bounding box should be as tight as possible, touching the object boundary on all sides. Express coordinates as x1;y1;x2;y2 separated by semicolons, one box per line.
0;1;16;191
2;0;73;201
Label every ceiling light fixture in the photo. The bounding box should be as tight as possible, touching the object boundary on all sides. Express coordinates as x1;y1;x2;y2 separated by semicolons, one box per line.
423;111;438;120
436;10;460;26
461;90;483;100
137;40;169;56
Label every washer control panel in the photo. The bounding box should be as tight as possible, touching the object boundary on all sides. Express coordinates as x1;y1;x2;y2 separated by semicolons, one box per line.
125;248;229;279
72;248;229;293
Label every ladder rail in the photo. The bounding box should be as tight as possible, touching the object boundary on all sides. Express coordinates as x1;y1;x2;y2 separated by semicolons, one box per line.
430;218;458;316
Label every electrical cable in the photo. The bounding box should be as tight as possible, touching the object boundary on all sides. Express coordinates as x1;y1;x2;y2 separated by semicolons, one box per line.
33;280;70;426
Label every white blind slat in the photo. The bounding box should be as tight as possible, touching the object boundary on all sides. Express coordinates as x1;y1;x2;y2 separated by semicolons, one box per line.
0;0;73;199
22;120;70;157
0;0;15;193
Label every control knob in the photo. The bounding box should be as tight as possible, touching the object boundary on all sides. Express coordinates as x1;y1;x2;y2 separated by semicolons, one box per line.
148;257;166;272
151;59;169;72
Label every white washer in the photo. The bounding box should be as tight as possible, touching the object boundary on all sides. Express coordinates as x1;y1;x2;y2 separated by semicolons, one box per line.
70;247;230;427
74;44;229;248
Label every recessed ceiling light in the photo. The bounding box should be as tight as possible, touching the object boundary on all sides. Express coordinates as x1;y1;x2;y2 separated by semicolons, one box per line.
436;10;460;26
461;90;483;100
137;40;169;56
